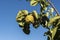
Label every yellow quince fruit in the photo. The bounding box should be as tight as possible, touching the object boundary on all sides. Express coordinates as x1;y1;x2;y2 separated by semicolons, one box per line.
25;15;34;23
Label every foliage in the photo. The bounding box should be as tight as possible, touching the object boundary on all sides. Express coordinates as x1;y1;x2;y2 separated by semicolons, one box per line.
16;0;60;40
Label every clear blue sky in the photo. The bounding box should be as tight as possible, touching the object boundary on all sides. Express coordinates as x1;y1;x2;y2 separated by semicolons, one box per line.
0;0;60;40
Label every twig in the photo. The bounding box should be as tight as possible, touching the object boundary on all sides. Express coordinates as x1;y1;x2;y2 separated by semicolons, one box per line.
48;0;60;15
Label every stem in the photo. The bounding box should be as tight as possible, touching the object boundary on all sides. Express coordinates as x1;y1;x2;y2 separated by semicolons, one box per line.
48;0;60;15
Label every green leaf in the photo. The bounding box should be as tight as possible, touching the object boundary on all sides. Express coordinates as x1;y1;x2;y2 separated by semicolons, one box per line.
32;10;39;19
45;2;49;7
16;10;29;28
18;22;25;27
50;8;54;13
22;22;30;34
48;16;60;27
21;10;28;15
16;10;28;20
33;21;39;28
30;0;38;6
50;27;58;39
45;12;49;17
23;28;30;35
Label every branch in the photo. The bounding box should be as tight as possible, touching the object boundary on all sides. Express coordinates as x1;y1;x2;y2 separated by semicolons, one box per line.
48;0;60;15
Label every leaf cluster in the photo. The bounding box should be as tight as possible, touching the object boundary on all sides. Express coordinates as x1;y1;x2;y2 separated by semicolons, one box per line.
16;0;60;40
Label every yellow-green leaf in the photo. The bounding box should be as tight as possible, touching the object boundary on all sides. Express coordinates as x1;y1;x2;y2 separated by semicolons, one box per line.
45;12;49;17
21;10;28;15
18;22;25;27
48;16;60;26
16;10;28;21
50;26;58;39
50;8;54;13
30;0;38;6
32;10;39;19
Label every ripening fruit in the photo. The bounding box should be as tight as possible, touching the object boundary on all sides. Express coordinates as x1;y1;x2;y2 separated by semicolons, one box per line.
25;15;34;23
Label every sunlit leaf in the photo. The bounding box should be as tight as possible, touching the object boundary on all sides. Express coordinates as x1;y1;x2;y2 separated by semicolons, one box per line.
57;21;60;26
44;7;47;11
48;16;60;26
30;0;38;6
32;10;39;19
16;10;28;20
50;26;58;39
21;10;28;15
16;10;28;28
46;12;49;17
45;2;49;7
50;8;54;13
18;22;25;27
